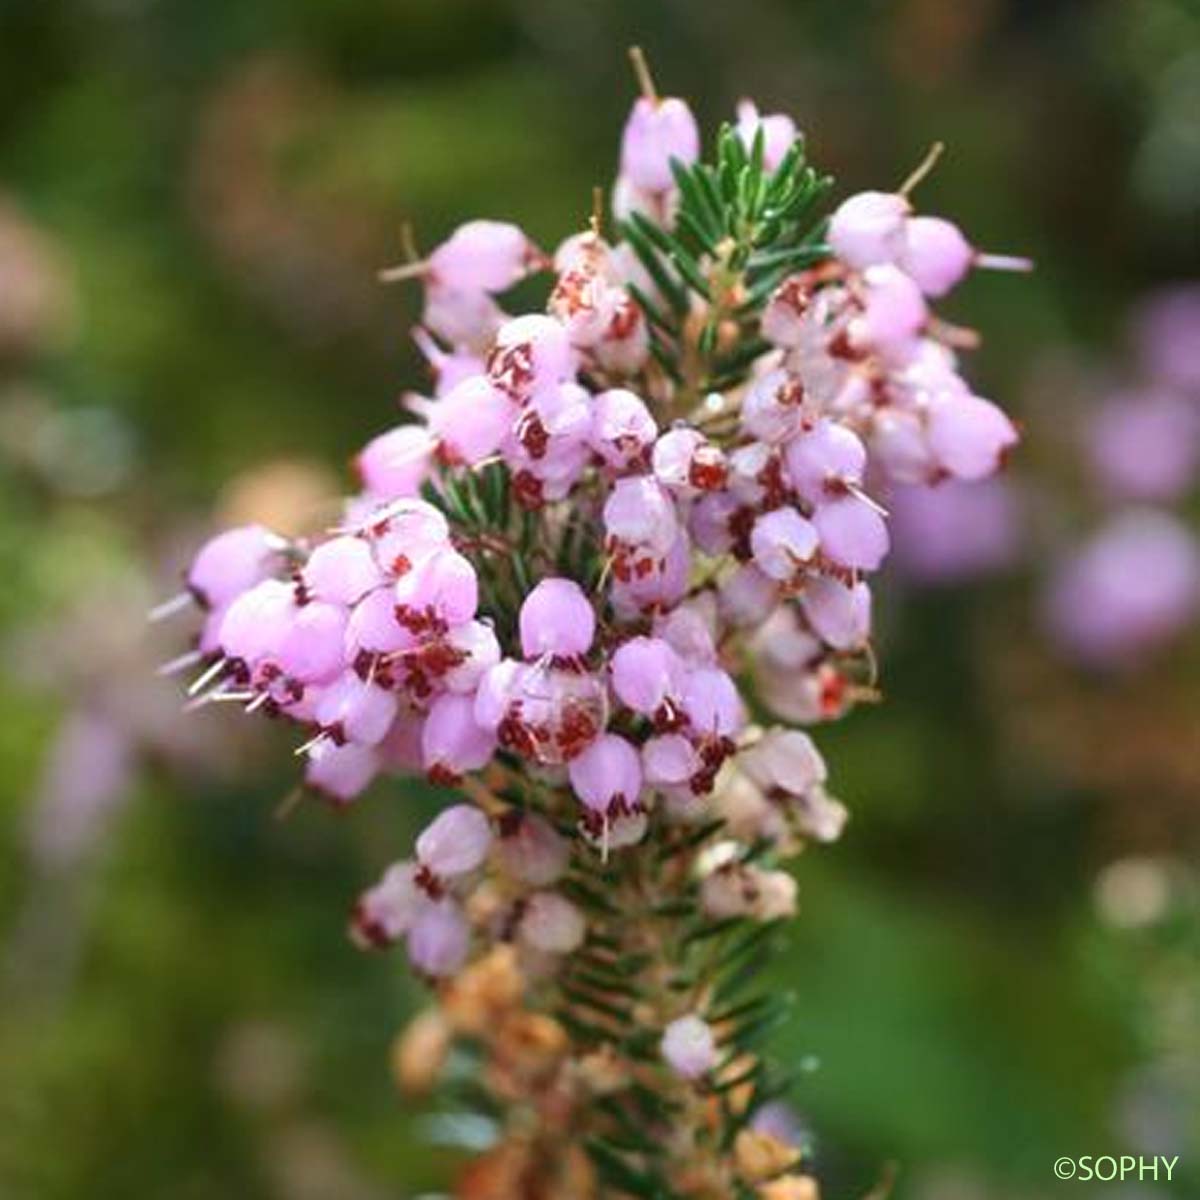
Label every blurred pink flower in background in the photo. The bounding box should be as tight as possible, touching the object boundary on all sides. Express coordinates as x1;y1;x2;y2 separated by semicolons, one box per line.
1042;510;1200;670
1132;284;1200;393
887;477;1022;585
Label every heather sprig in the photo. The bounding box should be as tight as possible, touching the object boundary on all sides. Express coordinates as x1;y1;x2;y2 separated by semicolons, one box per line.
156;49;1027;1200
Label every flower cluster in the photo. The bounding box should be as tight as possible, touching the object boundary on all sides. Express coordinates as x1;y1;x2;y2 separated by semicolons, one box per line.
162;56;1024;1199
1042;285;1200;669
880;283;1200;668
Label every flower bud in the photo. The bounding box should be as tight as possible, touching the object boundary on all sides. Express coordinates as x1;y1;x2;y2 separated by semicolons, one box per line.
518;892;586;955
441;619;502;694
391;1008;451;1095
734;1129;802;1184
735;100;799;172
619;96;700;193
660;1014;716;1080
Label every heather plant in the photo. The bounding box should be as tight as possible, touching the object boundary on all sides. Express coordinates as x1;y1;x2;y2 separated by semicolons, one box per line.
158;51;1027;1199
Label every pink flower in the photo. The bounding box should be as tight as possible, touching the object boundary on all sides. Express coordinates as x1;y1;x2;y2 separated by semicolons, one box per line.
356;425;433;499
611;636;684;715
519;578;596;660
568;733;643;814
305;741;380;805
429;376;516;466
735;100;799;172
187;524;280;609
828;191;910;270
619;96;700;193
416;803;493;878
420;695;496;784
660;1014;716;1080
814;494;890;571
407;898;470;977
926;393;1018;482
304;536;383;606
428;220;535;294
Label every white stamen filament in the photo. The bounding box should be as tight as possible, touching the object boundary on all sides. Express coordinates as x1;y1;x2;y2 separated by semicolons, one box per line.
148;592;193;622
186;657;227;697
378;260;430;284
846;482;890;518
157;649;203;677
294;731;330;757
898;141;945;197
975;252;1034;273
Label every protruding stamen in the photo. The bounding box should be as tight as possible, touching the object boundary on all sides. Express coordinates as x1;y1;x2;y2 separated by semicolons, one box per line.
186;657;227;697
846;482;890;518
590;185;604;238
976;252;1034;273
378;260;430;284
400;220;420;265
274;787;304;822
628;46;658;104
899;141;945;197
184;685;251;712
927;316;981;350
157;650;202;678
148;592;193;623
294;730;330;757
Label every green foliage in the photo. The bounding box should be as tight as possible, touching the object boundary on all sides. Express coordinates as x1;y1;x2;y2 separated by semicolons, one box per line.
620;126;832;397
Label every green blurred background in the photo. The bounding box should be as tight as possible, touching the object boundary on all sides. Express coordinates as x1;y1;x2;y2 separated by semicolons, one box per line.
1;1;1198;1197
